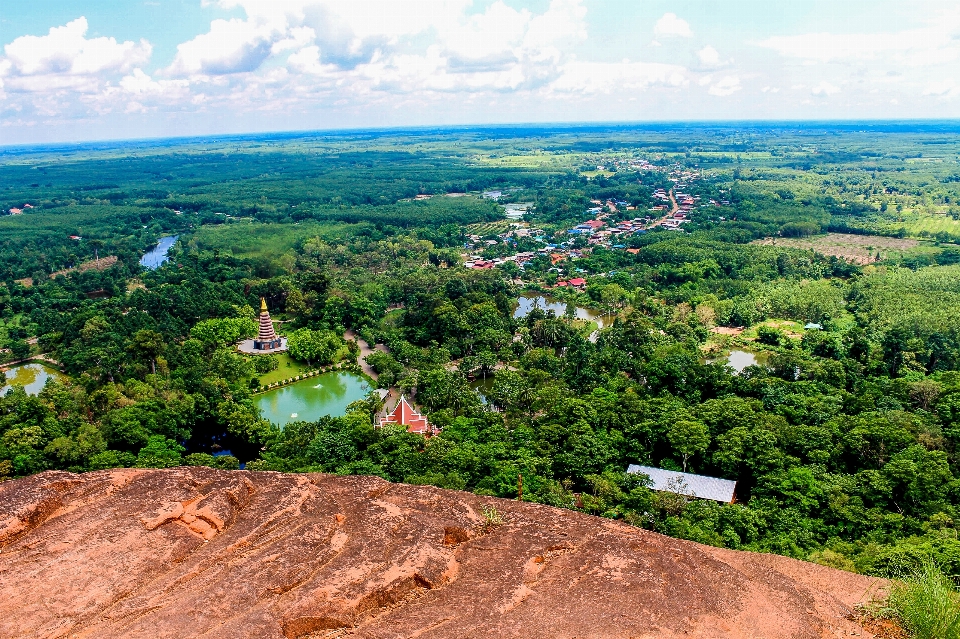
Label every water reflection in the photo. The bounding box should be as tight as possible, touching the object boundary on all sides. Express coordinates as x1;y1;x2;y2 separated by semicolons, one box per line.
513;295;602;322
708;349;769;374
140;235;179;270
254;371;371;428
2;363;63;396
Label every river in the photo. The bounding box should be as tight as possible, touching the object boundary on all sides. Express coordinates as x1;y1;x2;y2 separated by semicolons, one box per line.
254;371;372;428
140;235;179;270
2;362;64;396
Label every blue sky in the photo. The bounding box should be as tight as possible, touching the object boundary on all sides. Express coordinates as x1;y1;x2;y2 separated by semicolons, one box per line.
2;0;959;144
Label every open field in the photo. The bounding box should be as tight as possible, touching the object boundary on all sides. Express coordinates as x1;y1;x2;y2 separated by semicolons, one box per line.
50;255;118;278
246;352;310;385
465;220;514;235
753;233;924;264
898;213;960;238
475;152;576;170
190;221;351;260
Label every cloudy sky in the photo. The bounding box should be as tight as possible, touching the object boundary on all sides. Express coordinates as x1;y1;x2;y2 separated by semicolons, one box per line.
2;0;960;144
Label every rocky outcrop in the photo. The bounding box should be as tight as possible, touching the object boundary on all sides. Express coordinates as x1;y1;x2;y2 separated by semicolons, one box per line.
0;468;884;638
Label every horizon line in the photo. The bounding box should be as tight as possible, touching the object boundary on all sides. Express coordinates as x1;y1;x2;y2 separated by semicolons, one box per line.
5;117;960;154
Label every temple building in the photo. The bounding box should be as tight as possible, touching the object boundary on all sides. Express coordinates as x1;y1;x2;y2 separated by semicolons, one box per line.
238;299;287;354
254;298;283;350
379;395;435;436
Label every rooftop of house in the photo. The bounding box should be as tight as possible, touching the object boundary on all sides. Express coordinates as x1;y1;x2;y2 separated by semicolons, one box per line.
627;465;737;503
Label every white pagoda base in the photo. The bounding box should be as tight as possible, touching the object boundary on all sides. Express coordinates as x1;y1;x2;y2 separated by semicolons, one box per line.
238;337;288;355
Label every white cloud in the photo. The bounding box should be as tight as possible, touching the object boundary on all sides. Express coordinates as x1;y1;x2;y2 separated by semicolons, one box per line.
2;17;150;79
697;45;730;69
550;61;687;94
924;80;960;98
708;75;740;96
654;13;692;38
698;46;720;67
811;81;841;96
118;68;189;97
757;16;960;67
167;17;283;75
272;26;317;55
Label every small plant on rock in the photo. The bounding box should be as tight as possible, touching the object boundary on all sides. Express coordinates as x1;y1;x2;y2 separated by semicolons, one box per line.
479;505;505;534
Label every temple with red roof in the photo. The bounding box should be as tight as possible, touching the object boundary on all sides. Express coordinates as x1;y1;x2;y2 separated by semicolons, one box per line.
379;395;434;436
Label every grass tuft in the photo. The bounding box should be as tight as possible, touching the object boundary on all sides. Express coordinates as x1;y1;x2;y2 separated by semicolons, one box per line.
888;562;960;639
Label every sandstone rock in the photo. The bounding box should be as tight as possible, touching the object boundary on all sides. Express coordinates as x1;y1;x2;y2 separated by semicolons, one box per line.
0;468;885;638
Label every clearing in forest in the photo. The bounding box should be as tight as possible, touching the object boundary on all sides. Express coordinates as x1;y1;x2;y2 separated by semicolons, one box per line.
49;255;118;279
753;233;920;264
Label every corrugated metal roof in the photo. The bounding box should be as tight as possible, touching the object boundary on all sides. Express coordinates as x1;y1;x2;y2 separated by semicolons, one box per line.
626;465;737;503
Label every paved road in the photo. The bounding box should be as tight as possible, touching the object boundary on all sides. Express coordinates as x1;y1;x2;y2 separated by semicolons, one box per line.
343;330;388;381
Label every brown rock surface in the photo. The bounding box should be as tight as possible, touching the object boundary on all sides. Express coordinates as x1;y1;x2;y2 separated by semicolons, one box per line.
0;468;885;638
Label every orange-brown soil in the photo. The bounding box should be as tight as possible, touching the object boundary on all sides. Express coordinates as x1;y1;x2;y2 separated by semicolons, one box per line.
0;468;886;638
49;255;118;279
753;233;919;265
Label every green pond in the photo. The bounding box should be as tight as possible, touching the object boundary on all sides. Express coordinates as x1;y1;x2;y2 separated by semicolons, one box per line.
2;363;64;395
706;349;770;374
254;371;372;428
513;294;602;322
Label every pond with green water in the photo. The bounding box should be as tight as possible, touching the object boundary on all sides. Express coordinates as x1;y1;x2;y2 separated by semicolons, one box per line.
2;363;64;395
254;371;371;428
513;294;602;322
707;349;770;374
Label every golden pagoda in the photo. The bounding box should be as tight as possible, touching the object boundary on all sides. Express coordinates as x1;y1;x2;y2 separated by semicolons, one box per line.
253;298;282;350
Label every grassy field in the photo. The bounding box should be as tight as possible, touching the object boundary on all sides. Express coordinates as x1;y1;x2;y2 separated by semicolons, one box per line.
190;220;351;260
465;220;514;235
899;213;960;237
475;152;576;170
248;353;311;385
753;233;932;264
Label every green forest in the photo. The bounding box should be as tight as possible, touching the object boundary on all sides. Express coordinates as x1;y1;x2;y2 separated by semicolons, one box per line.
3;123;960;584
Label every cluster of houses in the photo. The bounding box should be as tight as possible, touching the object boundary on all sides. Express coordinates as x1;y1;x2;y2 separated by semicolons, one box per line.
463;161;716;277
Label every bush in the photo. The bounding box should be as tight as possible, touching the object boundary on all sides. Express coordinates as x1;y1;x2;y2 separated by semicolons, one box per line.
757;325;786;346
252;355;278;374
183;452;240;470
889;562;960;639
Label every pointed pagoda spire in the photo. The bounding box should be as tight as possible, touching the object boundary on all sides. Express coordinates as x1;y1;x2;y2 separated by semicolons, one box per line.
258;298;277;342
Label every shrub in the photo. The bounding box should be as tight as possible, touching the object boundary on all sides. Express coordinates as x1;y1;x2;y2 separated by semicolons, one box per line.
888;562;960;639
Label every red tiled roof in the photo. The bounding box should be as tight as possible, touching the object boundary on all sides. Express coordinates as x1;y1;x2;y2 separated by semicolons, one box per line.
380;395;433;435
568;277;586;286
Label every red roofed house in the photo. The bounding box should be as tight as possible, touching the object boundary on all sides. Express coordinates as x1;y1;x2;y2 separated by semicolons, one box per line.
379;395;435;436
568;277;586;288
